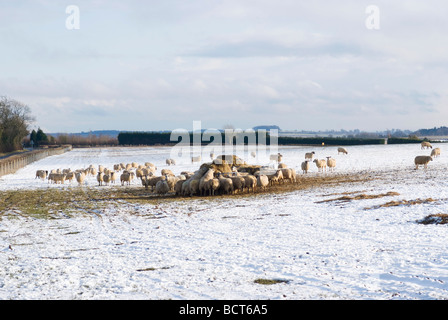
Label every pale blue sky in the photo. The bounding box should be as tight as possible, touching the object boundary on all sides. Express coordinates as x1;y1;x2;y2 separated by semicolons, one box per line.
1;1;447;133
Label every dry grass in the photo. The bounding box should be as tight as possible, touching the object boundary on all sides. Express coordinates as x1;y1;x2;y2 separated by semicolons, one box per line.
364;198;438;210
0;172;375;218
417;213;448;225
315;191;400;204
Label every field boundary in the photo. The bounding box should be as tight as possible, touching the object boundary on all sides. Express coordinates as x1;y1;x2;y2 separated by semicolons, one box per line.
0;145;72;177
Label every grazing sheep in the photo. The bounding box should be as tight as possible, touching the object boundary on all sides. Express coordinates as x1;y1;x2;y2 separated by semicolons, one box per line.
205;178;220;196
35;170;48;180
269;153;283;163
174;179;185;195
189;179;200;196
431;147;441;158
326;157;336;172
313;159;327;173
305;151;315;160
199;168;215;196
421;141;432;149
218;175;234;195
230;175;245;193
120;172;131;186
155;179;170;195
257;175;269;191
301;160;311;174
243;175;257;193
191;155;201;163
281;168;295;183
75;172;86;185
414;155;433;169
278;163;288;169
268;169;283;186
337;147;348;155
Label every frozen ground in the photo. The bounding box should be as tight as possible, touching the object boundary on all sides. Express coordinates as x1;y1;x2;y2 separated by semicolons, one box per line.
1;143;448;300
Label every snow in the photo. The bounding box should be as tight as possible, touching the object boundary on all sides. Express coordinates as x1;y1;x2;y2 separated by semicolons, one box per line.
1;143;448;300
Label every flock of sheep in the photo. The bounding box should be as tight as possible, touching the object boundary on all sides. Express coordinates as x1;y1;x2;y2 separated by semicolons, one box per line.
33;142;442;197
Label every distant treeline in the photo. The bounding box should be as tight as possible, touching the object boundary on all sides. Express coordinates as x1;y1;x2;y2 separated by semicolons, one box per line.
117;131;395;146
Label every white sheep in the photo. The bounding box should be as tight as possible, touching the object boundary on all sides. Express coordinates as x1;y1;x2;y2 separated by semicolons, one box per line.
199;168;215;196
414;155;433;169
337;147;348;155
281;168;296;183
278;163;288;169
155;179;170;194
35;170;48;180
218;175;234;195
269;153;283;163
267;169;283;186
431;147;441;158
421;141;432;149
313;159;327;173
243;175;257;193
203;178;219;196
75;172;86;185
301;160;310;174
257;175;269;191
305;151;315;160
230;175;245;193
326;157;336;172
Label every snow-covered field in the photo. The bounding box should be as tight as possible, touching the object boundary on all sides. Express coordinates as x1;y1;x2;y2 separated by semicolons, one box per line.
1;143;448;300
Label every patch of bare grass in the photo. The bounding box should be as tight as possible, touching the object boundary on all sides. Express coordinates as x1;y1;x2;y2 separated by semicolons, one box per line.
364;198;437;210
417;214;448;225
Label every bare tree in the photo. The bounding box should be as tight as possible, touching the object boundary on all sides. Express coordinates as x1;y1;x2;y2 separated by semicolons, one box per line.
0;96;35;152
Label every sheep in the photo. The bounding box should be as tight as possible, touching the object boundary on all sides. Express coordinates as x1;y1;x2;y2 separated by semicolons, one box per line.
256;175;269;191
146;176;165;191
166;158;176;166
326;157;336;172
50;173;66;184
174;179;185;196
243;175;257;193
103;174;111;186
110;171;117;184
191;155;201;163
301;160;311;174
267;169;283;186
251;151;256;158
166;175;178;192
414;155;433;169
65;171;75;183
189;179;200;196
35;170;48;180
230;175;245;193
269;153;283;163
278;163;288;169
155;179;170;195
431;147;441;158
337;147;348;155
218;175;234;195
75;172;86;185
313;159;327;173
281;168;295;183
98;165;105;173
305;151;315;160
97;172;104;186
161;169;175;177
120;171;131;186
199;168;215;196
205;178;220;196
421;141;432;149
